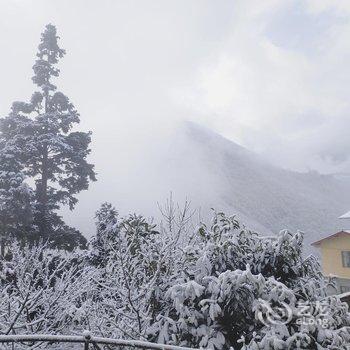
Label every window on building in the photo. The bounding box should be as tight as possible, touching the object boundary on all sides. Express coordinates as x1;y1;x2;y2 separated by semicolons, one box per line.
340;285;350;293
341;251;350;267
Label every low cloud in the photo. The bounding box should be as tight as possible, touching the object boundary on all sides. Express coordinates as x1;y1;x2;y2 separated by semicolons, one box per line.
178;0;350;173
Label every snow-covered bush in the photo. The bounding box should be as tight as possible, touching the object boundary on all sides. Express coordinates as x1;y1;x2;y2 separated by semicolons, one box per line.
0;243;94;336
0;206;349;350
80;200;195;341
149;211;350;349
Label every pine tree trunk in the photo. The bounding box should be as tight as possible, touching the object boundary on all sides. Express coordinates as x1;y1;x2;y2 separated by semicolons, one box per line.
38;88;50;239
39;146;49;238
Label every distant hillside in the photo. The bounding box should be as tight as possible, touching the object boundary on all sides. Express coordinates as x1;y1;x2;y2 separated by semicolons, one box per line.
64;121;350;253
164;121;350;252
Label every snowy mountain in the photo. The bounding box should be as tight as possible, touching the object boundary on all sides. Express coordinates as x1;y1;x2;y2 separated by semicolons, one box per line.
162;121;350;252
65;121;350;253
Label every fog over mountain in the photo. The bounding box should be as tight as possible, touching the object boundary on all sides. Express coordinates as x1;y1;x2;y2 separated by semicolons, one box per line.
2;3;350;346
1;1;350;252
181;123;350;248
63;121;350;252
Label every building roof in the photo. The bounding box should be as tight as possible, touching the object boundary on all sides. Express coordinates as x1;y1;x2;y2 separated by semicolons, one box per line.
311;230;350;247
339;211;350;219
338;291;350;306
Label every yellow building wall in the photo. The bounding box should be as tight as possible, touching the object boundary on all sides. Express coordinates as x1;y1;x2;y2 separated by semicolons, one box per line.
319;234;350;278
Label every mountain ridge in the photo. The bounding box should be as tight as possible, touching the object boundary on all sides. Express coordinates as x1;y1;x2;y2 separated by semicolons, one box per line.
178;121;350;251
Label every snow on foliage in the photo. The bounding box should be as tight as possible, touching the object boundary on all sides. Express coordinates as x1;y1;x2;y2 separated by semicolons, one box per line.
148;211;350;349
0;24;96;250
0;202;349;349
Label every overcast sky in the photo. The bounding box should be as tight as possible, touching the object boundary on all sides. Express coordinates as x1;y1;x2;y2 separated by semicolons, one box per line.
1;0;350;233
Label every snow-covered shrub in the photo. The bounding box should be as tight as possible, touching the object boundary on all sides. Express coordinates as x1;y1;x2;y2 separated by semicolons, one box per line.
0;243;94;336
149;211;350;349
82;200;195;340
0;206;349;350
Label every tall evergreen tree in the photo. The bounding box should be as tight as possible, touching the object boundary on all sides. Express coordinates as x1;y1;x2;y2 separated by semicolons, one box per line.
0;24;96;248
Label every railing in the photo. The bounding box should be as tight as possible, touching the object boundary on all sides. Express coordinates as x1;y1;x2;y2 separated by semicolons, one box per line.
0;334;199;350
